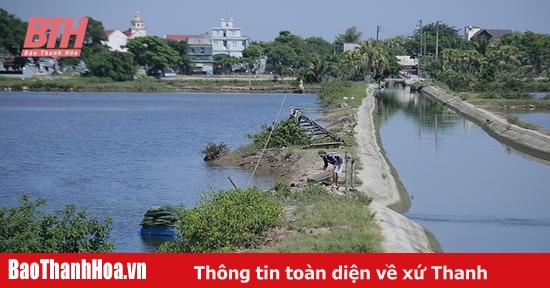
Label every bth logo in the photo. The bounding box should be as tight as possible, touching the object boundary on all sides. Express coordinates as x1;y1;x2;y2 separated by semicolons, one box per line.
21;17;89;58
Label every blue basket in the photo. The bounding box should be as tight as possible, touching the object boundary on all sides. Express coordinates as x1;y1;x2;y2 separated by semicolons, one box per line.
139;227;177;237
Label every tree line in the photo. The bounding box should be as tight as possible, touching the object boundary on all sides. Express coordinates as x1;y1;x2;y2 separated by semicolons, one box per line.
2;7;549;92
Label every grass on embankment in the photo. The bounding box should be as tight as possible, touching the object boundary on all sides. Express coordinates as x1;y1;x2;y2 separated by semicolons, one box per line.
257;181;382;252
176;83;383;252
428;80;550;135
237;81;382;252
0;74;321;93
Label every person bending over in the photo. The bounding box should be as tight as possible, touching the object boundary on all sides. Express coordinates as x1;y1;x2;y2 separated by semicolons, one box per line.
318;150;344;188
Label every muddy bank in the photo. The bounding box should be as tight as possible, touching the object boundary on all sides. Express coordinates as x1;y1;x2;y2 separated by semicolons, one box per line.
212;84;442;252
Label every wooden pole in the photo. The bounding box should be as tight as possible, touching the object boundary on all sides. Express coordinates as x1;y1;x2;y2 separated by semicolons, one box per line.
351;157;355;190
228;175;239;189
344;152;348;193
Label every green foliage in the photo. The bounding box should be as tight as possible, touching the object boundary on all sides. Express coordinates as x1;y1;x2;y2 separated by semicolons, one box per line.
0;195;114;252
273;182;330;205
165;39;192;74
246;118;312;148
140;205;180;228
126;36;180;71
0;8;28;70
507;115;541;131
158;187;283;252
201;141;230;161
317;81;366;108
299;54;330;83
87;50;138;81
337;26;363;43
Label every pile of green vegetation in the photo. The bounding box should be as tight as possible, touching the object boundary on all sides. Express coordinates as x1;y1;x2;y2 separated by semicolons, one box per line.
140;205;179;229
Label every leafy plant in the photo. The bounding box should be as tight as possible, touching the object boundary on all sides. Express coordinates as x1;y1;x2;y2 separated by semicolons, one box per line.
0;195;114;252
158;187;283;252
246;118;312;148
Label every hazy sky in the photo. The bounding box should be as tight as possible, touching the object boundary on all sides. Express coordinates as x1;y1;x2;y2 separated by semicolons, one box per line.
3;0;550;42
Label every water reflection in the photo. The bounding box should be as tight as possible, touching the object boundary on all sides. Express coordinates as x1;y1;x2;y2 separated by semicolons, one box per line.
377;86;462;151
377;87;550;252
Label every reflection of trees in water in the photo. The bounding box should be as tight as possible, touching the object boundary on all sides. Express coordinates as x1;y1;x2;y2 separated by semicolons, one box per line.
377;88;460;131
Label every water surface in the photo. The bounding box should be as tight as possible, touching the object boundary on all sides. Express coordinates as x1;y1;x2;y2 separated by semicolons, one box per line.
0;91;322;252
378;87;550;252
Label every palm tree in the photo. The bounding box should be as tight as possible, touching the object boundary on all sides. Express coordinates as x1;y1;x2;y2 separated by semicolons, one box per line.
357;39;389;79
303;55;329;83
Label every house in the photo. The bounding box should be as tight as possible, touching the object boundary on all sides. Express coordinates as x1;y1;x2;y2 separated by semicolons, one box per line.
464;26;511;41
165;34;199;42
103;11;147;52
187;33;214;74
211;18;249;57
343;43;360;52
395;56;418;68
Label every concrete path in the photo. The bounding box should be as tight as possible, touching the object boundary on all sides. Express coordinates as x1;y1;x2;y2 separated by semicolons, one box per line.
354;85;441;252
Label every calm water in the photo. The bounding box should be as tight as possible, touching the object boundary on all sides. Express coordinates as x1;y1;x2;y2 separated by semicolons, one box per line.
509;111;550;131
378;87;550;252
0;91;322;252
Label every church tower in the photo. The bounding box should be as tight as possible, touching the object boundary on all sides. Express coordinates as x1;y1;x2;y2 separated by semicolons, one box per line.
130;11;146;37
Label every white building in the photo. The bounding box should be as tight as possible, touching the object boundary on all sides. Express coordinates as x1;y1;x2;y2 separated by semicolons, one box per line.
103;11;147;52
464;26;481;41
211;18;249;57
343;43;360;52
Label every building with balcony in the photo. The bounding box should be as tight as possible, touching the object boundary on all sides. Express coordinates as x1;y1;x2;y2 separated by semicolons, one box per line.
188;33;214;74
211;18;249;57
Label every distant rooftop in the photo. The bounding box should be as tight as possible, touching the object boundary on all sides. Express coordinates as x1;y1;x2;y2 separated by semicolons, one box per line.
473;29;512;39
165;34;199;41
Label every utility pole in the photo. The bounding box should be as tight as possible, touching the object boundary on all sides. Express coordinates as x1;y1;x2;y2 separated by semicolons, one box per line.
417;19;423;77
376;25;383;41
436;21;440;60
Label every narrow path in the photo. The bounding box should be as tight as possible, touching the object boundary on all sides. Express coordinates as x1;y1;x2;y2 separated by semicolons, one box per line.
355;84;441;252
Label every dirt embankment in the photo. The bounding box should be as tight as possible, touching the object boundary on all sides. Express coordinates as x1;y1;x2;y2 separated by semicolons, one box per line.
211;84;442;252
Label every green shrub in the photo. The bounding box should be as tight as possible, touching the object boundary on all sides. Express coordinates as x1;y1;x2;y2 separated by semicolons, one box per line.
246;118;312;148
158;187;283;252
0;195;114;252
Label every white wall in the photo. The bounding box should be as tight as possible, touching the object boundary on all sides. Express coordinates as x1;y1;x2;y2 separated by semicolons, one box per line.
103;30;128;52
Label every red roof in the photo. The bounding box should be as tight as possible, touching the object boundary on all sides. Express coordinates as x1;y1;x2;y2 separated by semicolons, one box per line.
104;30;115;36
122;29;133;37
165;34;199;41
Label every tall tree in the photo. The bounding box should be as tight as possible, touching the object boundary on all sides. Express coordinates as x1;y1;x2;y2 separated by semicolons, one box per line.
337;26;363;43
165;39;192;74
87;50;138;81
0;8;27;55
126;36;180;72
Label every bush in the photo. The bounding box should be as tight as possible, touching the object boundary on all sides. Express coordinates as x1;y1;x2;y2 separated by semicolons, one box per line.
201;141;230;161
246;118;312;148
0;195;114;252
158;187;283;252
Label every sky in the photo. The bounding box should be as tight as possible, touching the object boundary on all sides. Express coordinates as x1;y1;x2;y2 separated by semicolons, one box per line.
3;0;550;42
